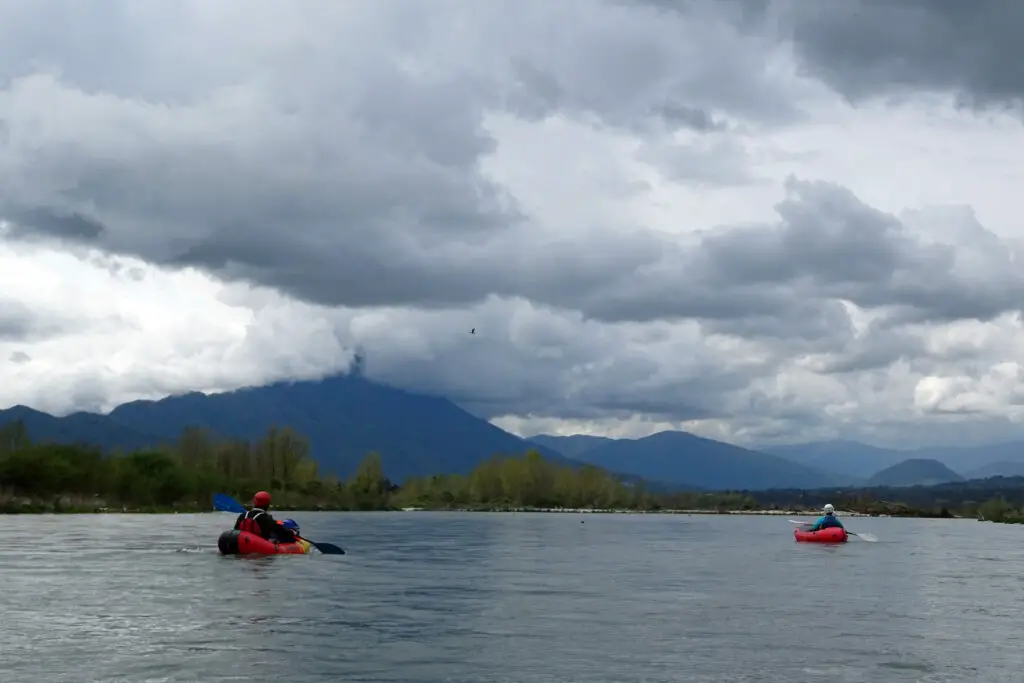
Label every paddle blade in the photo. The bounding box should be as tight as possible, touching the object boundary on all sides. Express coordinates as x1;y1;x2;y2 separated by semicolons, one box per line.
213;493;245;514
850;531;878;542
788;519;812;526
312;542;346;555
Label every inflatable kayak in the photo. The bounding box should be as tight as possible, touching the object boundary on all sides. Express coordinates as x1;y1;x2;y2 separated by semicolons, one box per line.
794;527;848;543
217;529;314;556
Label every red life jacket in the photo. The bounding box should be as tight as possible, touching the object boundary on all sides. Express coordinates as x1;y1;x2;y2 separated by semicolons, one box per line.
238;508;268;537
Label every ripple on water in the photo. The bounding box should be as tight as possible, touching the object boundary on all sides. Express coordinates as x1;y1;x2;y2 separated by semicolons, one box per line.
3;513;1024;682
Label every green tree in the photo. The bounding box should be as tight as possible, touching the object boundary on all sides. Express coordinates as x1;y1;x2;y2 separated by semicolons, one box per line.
349;452;390;510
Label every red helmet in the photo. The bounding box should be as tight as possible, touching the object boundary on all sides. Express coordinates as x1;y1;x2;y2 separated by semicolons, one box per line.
253;491;271;508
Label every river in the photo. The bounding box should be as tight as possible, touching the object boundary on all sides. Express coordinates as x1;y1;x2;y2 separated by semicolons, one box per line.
1;511;1021;682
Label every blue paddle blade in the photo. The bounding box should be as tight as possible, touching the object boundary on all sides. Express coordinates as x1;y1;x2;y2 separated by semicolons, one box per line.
213;493;245;514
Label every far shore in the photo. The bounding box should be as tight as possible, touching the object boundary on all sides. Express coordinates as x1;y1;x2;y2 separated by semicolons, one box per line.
394;506;951;518
0;500;962;519
0;506;930;517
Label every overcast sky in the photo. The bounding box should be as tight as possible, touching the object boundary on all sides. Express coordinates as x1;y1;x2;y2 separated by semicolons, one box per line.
2;0;1024;449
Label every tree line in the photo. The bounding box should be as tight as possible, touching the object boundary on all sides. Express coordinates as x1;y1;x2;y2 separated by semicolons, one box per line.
0;420;395;512
0;417;749;513
392;450;759;512
2;418;1024;519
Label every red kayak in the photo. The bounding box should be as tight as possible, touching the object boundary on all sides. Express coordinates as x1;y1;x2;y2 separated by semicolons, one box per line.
794;527;848;543
217;529;314;555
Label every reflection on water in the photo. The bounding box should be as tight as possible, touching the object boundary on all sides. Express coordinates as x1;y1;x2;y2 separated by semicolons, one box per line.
1;511;1023;682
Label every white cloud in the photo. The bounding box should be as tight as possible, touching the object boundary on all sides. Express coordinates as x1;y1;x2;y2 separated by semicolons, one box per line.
0;242;354;414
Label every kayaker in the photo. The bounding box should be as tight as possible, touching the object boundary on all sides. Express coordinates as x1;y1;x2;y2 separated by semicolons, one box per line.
807;503;844;532
233;491;297;543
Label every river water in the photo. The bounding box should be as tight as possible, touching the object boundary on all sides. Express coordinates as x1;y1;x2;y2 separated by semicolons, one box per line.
1;511;1021;682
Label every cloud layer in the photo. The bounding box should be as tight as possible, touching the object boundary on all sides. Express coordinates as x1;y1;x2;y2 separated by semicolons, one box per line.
2;0;1023;449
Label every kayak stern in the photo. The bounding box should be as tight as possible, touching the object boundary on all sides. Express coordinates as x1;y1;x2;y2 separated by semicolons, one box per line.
794;527;848;543
218;529;314;555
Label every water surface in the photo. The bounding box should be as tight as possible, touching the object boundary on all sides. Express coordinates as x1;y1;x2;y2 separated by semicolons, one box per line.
2;512;1021;682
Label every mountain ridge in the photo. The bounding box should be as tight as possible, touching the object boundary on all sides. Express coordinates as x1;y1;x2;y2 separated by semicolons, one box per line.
0;374;575;482
865;458;965;488
534;430;846;491
528;434;616;459
763;438;1024;479
11;375;1019;491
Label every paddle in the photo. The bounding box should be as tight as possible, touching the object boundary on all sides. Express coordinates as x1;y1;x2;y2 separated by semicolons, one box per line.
213;493;246;514
212;493;346;555
788;518;877;542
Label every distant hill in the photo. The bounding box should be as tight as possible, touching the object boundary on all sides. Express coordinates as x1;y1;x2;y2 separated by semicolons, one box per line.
764;440;899;481
766;439;1024;480
749;474;1024;514
866;458;965;487
0;374;578;482
566;430;844;491
920;442;1024;473
0;405;166;452
963;461;1024;480
528;434;616;459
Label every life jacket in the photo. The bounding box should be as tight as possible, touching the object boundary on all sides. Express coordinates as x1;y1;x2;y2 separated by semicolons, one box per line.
817;514;842;529
238;507;268;537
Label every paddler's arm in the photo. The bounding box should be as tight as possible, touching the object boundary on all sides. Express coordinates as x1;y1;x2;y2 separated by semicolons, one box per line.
261;514;296;542
275;519;297;543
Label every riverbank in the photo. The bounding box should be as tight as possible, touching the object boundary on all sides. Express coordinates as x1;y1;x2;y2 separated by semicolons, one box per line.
0;495;352;515
397;506;901;518
0;496;958;519
0;499;894;517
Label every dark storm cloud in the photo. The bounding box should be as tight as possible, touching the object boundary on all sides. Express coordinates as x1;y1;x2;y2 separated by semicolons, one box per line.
815;328;927;375
6;207;105;240
546;179;1024;336
0;0;807;311
650;103;728;132
363;330;742;423
779;0;1024;108
325;298;767;423
0;301;65;341
2;0;1022;436
702;298;855;349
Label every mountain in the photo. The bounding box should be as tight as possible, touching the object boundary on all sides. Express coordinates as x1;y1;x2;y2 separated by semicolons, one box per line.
963;461;1024;480
766;439;1024;480
763;440;901;481
919;442;1024;473
566;430;844;491
0;405;166;452
528;434;616;459
866;458;965;487
0;374;576;482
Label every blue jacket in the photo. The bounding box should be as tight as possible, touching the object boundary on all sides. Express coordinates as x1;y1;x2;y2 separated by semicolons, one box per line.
808;514;844;532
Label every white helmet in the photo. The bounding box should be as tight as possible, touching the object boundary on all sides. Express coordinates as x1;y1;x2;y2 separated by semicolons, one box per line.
823;503;835;514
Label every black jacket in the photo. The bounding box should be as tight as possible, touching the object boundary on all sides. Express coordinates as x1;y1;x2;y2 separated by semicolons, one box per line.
233;507;297;543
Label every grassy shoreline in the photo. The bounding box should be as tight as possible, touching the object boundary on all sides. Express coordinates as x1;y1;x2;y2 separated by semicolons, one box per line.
0;498;958;519
393;506;954;518
0;423;999;520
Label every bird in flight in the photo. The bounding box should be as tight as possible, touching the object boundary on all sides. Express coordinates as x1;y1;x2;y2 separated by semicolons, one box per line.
470;328;475;334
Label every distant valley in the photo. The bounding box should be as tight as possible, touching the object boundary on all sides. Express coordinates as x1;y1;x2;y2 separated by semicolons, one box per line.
4;372;1024;490
531;433;1024;490
760;438;1024;484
